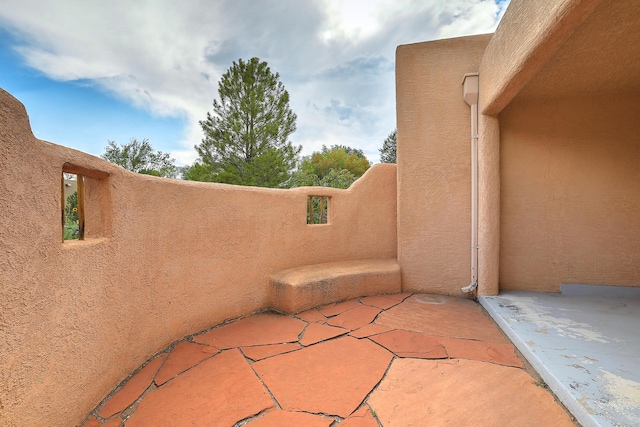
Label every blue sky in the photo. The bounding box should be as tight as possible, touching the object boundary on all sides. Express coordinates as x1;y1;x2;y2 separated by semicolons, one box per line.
0;0;509;165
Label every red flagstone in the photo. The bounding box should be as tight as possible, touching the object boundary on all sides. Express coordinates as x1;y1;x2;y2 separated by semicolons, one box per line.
82;417;121;427
318;298;361;317
369;329;447;359
299;322;348;346
252;336;392;418
359;295;400;309
98;354;167;418
295;308;326;323
81;416;100;427
340;406;379;427
155;342;219;385
81;293;576;426
368;358;575;427
382;292;412;301
349;322;392;338
244;410;333;426
192;312;305;348
376;294;507;342
126;349;275;427
241;343;301;361
326;305;382;330
439;337;525;368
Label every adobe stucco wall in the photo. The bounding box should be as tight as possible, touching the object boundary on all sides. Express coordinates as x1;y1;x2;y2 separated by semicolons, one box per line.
0;88;396;427
396;34;491;295
480;0;603;116
499;93;640;291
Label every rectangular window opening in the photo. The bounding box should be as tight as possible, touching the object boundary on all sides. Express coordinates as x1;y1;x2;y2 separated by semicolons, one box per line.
307;195;329;225
62;172;84;241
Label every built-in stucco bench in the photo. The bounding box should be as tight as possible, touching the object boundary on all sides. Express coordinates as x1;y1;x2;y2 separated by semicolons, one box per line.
269;259;401;314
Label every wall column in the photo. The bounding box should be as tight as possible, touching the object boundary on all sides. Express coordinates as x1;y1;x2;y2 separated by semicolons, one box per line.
477;113;500;295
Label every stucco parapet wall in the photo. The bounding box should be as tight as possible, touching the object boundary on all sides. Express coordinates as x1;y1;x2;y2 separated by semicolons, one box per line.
0;86;397;427
269;259;401;314
479;0;603;115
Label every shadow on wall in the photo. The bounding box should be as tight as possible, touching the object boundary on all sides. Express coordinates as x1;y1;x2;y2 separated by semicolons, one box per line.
0;88;397;427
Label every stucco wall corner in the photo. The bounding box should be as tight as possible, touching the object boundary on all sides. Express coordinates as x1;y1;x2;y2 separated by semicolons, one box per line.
478;0;604;116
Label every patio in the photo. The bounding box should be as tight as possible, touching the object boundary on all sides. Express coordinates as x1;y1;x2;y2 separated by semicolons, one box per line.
80;293;575;426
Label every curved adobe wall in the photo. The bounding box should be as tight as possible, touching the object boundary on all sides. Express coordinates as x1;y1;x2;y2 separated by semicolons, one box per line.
0;88;396;426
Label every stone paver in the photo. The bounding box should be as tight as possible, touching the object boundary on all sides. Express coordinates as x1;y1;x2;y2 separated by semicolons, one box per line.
83;417;101;427
300;322;348;346
326;304;382;330
340;406;379;427
244;410;334;426
126;349;275;427
240;343;301;361
155;342;219;385
295;307;326;323
382;292;412;301
439;336;525;368
360;295;401;309
376;294;507;342
319;298;361;317
192;312;305;348
252;336;392;417
81;293;575;426
368;358;575;427
349;322;391;338
98;354;166;418
370;329;447;359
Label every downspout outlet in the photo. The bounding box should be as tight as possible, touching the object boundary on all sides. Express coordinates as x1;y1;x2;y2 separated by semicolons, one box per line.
461;282;478;293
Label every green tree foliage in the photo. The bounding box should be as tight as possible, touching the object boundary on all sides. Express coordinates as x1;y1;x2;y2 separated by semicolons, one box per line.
65;191;78;222
63;191;79;240
190;57;300;187
101;138;178;178
379;129;397;163
289;145;371;189
181;162;216;182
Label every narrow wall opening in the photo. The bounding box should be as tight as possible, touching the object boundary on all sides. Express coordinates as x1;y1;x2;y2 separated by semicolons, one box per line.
307;195;330;224
62;172;84;241
61;163;111;242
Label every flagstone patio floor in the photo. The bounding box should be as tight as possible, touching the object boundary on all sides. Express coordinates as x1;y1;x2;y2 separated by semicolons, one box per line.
81;293;577;426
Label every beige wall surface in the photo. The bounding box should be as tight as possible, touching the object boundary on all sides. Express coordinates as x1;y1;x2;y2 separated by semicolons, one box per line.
477;114;501;295
396;34;491;295
500;93;640;291
0;88;397;427
480;0;603;116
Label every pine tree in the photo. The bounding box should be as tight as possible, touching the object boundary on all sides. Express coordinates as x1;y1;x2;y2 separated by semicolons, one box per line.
191;57;300;187
379;129;397;164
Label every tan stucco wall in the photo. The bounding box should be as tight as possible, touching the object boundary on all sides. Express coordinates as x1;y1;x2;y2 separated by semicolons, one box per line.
0;88;397;426
480;0;603;116
477;114;500;296
396;34;491;295
499;92;640;291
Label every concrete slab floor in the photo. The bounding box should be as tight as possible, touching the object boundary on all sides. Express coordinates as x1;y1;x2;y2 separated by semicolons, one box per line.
480;286;640;427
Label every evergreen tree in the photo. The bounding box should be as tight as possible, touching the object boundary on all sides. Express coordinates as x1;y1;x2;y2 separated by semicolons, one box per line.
379;129;397;163
190;57;300;187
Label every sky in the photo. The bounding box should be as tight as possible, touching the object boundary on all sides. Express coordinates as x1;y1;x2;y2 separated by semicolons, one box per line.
0;0;509;165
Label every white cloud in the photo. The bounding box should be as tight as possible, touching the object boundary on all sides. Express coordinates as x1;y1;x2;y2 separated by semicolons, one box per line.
0;0;509;164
